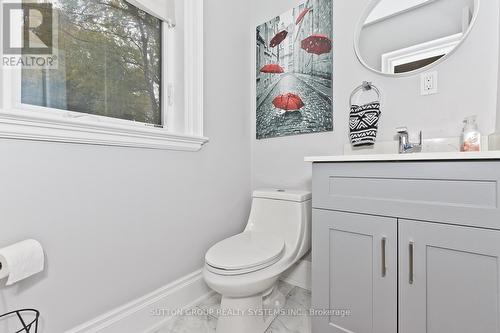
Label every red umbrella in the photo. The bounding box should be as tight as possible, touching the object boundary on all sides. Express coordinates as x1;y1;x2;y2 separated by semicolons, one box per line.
260;64;285;74
301;34;332;55
270;30;289;48
296;8;310;25
273;93;305;111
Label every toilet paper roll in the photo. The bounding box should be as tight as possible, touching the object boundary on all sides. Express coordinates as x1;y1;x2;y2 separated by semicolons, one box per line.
0;240;44;286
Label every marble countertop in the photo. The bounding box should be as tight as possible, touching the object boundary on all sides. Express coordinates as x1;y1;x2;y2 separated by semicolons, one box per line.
305;151;500;163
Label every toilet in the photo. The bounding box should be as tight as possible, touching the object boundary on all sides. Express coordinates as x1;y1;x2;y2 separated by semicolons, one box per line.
203;189;312;333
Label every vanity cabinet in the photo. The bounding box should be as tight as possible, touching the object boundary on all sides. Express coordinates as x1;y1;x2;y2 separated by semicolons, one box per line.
312;210;397;333
398;220;500;333
311;160;500;333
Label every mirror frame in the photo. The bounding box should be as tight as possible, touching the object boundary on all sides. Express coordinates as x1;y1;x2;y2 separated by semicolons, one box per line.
353;0;481;77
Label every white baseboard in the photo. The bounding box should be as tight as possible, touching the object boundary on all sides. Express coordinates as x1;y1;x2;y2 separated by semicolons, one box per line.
66;260;312;333
281;259;311;291
65;270;212;333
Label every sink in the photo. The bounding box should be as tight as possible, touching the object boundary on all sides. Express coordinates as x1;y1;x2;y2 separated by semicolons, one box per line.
343;136;490;155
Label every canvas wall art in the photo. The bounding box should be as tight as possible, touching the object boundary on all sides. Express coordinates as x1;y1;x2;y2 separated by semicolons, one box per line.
256;0;333;140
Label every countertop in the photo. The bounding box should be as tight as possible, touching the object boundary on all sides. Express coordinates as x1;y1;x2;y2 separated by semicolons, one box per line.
305;151;500;162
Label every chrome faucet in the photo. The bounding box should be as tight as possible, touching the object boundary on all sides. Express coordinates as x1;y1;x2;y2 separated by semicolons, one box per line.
396;127;423;154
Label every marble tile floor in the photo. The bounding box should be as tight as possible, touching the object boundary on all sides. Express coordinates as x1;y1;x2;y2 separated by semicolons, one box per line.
154;281;311;333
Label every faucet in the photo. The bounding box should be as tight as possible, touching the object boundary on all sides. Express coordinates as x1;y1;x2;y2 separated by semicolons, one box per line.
396;127;423;154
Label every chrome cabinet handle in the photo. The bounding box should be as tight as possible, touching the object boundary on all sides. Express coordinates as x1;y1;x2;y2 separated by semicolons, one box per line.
381;237;387;277
409;241;415;285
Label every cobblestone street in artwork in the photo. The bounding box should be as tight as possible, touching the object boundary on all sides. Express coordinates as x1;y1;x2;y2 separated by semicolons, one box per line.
256;73;332;139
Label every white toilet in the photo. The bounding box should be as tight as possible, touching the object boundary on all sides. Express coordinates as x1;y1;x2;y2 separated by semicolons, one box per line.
203;189;312;333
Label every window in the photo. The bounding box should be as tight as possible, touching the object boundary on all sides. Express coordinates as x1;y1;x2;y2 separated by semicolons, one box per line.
0;0;206;151
22;0;163;126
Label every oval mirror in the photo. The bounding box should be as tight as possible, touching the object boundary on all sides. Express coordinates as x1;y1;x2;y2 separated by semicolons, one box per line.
355;0;480;76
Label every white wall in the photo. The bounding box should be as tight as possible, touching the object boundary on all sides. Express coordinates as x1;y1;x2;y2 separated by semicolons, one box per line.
498;0;500;133
0;0;251;331
366;0;431;23
251;0;499;190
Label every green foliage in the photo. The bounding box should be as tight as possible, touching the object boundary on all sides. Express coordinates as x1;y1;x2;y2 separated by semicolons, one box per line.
22;0;162;125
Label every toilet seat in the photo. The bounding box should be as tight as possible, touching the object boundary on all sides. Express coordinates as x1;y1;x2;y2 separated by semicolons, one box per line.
205;231;285;276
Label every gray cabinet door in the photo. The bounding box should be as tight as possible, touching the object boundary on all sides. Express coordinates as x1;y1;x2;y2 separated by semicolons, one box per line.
399;220;500;333
312;210;397;333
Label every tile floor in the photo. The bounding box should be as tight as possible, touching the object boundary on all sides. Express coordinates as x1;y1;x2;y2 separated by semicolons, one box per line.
154;281;311;333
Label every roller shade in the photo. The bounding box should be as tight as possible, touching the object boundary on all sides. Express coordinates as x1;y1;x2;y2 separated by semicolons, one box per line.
126;0;175;26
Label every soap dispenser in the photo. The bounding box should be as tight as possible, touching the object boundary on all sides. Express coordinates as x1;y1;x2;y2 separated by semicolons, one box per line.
461;116;481;152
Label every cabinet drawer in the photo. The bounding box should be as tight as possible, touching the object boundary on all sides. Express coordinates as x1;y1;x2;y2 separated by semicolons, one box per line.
312;161;500;229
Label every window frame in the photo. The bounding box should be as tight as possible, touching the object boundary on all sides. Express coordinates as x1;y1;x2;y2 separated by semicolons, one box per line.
381;33;463;75
0;0;207;151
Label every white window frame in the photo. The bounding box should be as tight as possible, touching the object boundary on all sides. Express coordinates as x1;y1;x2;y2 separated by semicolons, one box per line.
0;0;207;151
381;33;463;74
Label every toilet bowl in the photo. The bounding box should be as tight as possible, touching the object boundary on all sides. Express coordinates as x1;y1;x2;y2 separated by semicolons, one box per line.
203;189;312;333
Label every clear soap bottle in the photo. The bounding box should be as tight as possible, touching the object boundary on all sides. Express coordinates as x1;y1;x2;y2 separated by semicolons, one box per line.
461;116;481;152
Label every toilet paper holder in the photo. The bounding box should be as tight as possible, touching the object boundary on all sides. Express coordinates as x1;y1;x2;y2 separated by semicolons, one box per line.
0;261;8;280
0;261;5;278
0;309;39;332
0;239;45;286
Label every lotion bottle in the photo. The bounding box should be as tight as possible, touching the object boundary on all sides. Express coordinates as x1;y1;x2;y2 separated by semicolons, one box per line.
461;116;481;152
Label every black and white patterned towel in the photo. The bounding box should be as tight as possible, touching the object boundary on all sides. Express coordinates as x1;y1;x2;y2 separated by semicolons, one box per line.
349;102;381;147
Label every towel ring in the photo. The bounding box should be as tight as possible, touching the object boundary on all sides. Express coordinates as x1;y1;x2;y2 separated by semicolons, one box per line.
350;81;381;106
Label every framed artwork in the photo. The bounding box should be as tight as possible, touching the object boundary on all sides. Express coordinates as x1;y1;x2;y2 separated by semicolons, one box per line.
256;0;333;140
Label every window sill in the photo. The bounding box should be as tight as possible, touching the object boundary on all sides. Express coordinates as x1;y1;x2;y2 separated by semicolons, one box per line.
0;109;209;151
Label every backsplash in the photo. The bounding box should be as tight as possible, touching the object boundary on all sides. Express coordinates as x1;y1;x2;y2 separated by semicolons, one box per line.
344;136;491;155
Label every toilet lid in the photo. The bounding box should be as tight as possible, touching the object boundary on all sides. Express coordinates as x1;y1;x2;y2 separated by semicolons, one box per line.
205;231;285;271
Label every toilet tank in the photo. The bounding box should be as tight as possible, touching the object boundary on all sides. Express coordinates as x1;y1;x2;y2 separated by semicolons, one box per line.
245;189;312;261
